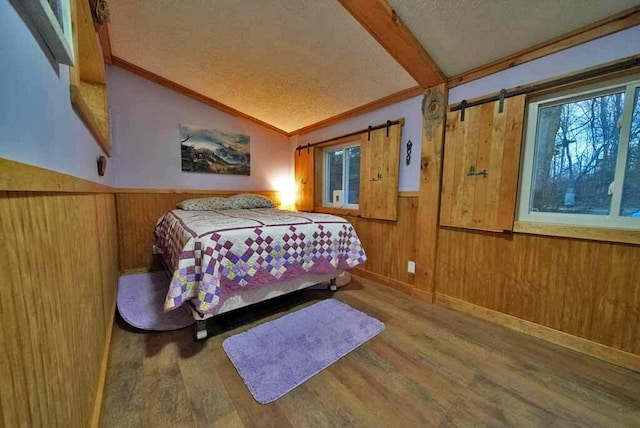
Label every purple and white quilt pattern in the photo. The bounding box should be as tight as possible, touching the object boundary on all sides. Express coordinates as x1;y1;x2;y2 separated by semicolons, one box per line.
154;209;367;313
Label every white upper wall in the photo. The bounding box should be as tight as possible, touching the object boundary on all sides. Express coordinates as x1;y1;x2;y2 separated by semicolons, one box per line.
108;66;292;191
296;25;640;192
0;1;112;184
390;0;638;76
295;96;423;192
450;26;640;103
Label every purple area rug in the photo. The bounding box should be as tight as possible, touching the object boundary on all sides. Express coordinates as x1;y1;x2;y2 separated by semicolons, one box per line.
117;272;194;331
223;298;384;404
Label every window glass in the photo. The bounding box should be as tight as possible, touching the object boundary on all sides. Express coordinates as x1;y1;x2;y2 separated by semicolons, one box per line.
326;150;343;203
346;146;361;205
530;91;624;215
621;88;640;218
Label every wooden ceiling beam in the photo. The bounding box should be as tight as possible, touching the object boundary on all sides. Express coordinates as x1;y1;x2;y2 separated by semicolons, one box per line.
110;56;290;136
338;0;445;88
97;24;112;65
449;5;640;88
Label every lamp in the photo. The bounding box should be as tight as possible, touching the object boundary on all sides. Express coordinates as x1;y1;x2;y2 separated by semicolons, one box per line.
279;183;295;210
275;178;295;210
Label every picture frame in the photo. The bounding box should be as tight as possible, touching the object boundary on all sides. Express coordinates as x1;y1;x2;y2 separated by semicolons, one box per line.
180;123;251;176
13;0;75;66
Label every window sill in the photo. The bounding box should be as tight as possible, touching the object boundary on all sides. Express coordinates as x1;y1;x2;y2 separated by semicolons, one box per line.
313;206;360;217
513;221;640;246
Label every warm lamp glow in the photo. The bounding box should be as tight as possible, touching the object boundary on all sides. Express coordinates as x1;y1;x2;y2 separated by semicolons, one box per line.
275;178;295;209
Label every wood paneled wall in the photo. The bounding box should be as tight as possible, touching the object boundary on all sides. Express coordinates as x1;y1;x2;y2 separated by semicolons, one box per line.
116;191;280;272
0;190;119;427
436;227;640;357
115;191;423;298
345;196;426;299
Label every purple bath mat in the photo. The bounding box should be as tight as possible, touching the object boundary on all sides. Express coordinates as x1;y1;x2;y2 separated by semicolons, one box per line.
223;298;384;404
117;272;194;331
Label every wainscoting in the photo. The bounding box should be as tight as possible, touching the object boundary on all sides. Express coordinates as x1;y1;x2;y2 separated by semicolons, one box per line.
115;190;280;272
0;160;119;427
341;195;429;300
435;227;640;369
114;191;422;302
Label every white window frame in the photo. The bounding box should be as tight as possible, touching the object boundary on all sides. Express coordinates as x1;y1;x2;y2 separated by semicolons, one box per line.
322;140;361;209
518;75;640;230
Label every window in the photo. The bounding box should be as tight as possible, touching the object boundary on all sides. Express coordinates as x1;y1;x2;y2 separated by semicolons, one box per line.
519;76;640;229
323;141;361;209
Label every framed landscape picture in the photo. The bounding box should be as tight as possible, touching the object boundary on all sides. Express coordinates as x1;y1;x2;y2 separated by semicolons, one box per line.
13;0;75;65
180;123;251;176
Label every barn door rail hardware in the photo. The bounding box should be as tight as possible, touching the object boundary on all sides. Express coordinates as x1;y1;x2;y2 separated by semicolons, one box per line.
296;118;405;155
450;54;640;121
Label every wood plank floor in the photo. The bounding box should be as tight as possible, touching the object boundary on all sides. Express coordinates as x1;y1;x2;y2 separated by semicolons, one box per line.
100;276;640;427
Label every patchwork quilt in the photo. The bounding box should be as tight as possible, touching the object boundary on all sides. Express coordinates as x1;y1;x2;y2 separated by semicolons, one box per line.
154;209;367;313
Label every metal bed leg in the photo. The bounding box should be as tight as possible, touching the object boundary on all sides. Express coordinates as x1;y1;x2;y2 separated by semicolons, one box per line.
196;319;208;341
329;277;338;292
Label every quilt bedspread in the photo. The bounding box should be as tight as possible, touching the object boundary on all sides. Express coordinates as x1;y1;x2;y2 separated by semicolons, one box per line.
154;208;367;313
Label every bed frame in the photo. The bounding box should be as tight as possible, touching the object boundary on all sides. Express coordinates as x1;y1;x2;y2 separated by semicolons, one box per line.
186;272;341;341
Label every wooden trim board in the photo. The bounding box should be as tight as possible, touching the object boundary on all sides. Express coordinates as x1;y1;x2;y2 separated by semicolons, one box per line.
111;56;289;137
337;0;445;88
290;86;422;136
313;206;361;217
111;56;422;139
435;293;640;372
116;187;280;195
514;221;640;246
414;83;446;295
0;158;113;193
97;24;112;65
448;55;640;109
90;287;118;428
353;269;432;303
448;6;640;88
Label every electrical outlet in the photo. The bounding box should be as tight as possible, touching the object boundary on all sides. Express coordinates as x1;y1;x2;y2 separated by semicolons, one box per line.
407;261;415;274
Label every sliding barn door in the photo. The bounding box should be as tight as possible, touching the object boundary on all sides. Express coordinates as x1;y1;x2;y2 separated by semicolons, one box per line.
294;147;314;211
440;95;526;232
360;124;401;221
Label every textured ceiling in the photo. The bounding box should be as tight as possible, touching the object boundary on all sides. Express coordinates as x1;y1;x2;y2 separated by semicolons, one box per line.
108;0;417;133
388;0;639;76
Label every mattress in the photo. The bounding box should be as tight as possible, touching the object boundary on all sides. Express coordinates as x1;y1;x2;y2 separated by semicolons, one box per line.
154;208;367;314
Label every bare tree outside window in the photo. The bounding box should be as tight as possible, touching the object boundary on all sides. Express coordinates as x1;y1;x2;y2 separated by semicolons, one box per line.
346;146;361;205
324;144;361;207
326;150;344;203
621;88;640;217
531;92;624;215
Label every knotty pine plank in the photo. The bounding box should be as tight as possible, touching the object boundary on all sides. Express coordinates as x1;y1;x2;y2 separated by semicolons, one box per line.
436;227;640;356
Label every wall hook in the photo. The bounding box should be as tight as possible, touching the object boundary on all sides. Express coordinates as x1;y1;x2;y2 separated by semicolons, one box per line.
467;165;488;177
406;140;413;165
370;172;382;182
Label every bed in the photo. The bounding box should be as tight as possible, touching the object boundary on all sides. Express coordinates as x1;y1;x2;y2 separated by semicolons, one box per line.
154;207;367;339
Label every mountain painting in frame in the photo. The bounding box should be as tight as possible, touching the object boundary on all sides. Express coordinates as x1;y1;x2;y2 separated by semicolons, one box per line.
180;123;250;176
